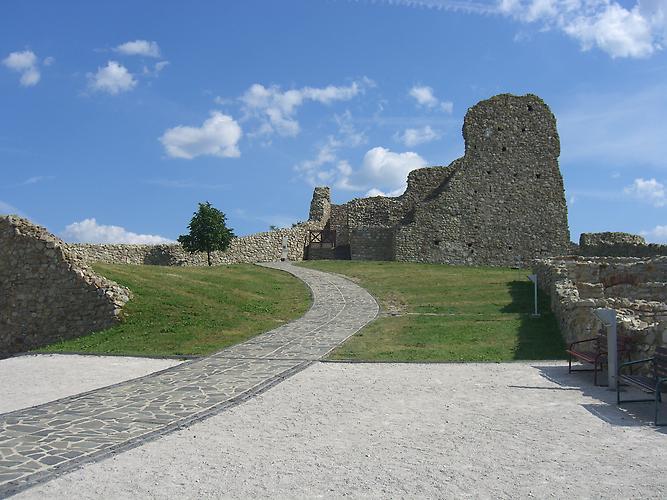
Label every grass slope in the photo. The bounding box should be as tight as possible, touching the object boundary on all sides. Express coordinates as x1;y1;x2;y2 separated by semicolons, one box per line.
299;261;565;362
37;264;310;357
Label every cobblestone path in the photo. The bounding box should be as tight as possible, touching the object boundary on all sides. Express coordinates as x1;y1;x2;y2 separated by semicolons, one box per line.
0;262;378;497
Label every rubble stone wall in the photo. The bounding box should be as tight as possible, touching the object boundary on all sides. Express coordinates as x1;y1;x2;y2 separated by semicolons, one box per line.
578;232;667;258
0;216;131;356
533;255;667;361
326;94;571;266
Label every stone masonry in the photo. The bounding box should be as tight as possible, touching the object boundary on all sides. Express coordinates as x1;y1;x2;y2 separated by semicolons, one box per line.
66;189;330;266
534;255;667;359
0;216;131;357
578;232;667;258
323;94;571;266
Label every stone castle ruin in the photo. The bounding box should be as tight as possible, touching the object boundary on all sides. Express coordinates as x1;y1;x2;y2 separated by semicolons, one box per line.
2;92;665;356
309;94;571;266
0;216;131;356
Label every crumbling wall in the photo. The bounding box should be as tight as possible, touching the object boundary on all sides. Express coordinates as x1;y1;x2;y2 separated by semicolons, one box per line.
0;216;130;356
68;188;330;266
327;94;571;266
578;232;667;258
534;255;667;360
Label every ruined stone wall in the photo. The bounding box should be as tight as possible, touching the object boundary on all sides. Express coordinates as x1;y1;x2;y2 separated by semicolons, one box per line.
578;232;667;258
326;94;571;266
395;94;570;266
67;187;330;266
349;228;395;261
67;228;311;266
328;167;451;260
533;255;667;361
0;216;130;356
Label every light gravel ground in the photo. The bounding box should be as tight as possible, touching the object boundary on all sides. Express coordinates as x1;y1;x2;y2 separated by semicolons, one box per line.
13;361;666;499
0;354;181;414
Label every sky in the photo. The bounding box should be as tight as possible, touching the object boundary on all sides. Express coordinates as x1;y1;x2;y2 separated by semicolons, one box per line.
1;0;666;244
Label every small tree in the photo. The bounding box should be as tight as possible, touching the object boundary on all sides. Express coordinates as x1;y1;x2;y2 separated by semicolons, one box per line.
178;202;235;266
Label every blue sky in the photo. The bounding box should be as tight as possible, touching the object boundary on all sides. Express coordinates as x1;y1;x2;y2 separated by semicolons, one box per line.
1;0;666;244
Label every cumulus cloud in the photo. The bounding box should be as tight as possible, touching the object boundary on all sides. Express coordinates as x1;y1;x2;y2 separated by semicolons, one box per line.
296;143;428;198
115;40;161;58
396;125;441;147
2;50;43;86
160;112;242;159
499;0;667;58
360;147;428;195
240;79;370;136
408;85;453;113
641;224;667;243
62;218;173;244
379;1;666;58
88;61;137;94
624;177;666;207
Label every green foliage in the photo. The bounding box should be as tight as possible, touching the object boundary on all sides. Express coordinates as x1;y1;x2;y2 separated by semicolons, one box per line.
299;261;565;362
36;264;310;357
178;201;234;266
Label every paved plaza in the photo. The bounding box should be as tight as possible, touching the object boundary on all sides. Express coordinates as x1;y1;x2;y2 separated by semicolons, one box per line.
0;263;378;497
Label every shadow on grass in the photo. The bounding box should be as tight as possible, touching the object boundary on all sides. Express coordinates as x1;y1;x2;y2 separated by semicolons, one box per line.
502;280;566;360
533;363;666;432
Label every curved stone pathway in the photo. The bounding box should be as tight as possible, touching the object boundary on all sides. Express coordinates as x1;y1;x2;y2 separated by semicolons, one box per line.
0;262;378;497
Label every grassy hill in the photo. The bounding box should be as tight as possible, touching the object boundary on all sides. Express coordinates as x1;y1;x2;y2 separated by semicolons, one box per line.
36;263;310;357
299;261;565;362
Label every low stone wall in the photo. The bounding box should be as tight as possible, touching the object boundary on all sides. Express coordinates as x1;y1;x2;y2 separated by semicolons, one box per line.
533;255;667;361
579;232;667;258
67;227;311;266
0;216;131;357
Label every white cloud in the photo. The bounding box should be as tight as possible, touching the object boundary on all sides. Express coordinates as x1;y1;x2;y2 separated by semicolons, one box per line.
142;60;170;77
2;50;42;87
382;1;666;59
624;177;666;207
360;147;428;194
240;80;369;137
160;111;242;159
641;224;667;243
88;61;137;94
499;0;667;58
396;125;441;147
408;85;453;113
297;143;427;197
62;218;173;244
115;40;161;58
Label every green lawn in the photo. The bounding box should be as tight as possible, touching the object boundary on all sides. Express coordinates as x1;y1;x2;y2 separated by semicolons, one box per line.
299;261;565;362
36;264;310;357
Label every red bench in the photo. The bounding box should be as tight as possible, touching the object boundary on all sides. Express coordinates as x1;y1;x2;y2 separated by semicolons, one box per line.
617;346;667;426
567;333;633;386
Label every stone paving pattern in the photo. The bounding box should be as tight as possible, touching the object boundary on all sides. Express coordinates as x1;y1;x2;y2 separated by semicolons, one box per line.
0;262;378;497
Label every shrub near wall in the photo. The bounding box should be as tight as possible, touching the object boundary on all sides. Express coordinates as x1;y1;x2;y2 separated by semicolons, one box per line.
0;216;130;356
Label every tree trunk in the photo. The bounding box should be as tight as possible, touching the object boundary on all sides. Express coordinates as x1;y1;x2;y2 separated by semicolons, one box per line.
207;250;211;266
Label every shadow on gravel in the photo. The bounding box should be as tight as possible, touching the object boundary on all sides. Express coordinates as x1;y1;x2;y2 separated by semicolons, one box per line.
533;363;666;434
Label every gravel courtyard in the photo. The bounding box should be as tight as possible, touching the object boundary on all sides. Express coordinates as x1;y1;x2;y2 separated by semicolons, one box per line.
10;360;666;499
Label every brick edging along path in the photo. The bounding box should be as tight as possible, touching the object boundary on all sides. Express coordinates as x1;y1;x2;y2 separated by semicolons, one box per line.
0;262;379;497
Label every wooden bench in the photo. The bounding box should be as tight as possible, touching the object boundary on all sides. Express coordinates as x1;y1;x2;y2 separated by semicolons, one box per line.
567;333;633;386
617;346;667;426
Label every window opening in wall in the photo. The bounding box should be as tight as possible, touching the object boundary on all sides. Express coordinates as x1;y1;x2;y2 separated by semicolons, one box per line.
433;239;441;246
502;146;507;152
527;105;533;111
536;173;541;179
